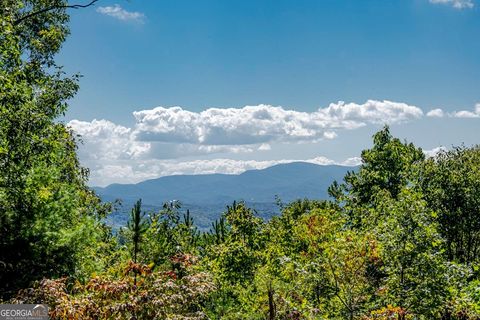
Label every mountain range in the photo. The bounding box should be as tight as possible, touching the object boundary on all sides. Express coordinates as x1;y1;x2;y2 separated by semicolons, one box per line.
94;162;355;230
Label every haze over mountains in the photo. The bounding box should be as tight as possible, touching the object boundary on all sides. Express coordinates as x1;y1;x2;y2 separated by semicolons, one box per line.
94;162;355;230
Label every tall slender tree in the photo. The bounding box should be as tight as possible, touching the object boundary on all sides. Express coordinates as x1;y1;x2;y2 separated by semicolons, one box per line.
127;200;148;262
127;199;149;286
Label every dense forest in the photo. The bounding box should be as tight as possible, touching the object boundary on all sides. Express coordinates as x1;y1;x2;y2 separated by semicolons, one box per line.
1;1;480;319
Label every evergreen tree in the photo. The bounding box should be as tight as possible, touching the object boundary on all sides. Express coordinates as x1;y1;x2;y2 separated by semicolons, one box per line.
126;199;149;286
127;199;149;265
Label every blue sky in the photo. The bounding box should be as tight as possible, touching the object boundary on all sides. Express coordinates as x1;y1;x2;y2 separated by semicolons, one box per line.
59;0;480;186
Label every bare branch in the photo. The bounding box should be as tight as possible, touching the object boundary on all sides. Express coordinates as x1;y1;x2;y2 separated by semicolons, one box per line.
13;0;99;26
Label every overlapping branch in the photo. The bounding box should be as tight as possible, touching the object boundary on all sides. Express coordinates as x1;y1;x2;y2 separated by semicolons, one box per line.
13;0;99;25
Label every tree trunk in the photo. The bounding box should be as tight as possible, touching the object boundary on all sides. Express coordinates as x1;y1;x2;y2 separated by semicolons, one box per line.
268;286;276;320
134;241;138;286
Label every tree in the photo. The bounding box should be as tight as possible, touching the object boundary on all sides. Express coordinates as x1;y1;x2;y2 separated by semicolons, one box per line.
126;199;149;264
418;146;480;263
0;0;107;298
214;202;264;284
203;202;266;319
292;207;379;319
141;200;202;270
329;126;424;207
322;230;379;319
371;189;448;318
12;0;98;26
206;216;228;245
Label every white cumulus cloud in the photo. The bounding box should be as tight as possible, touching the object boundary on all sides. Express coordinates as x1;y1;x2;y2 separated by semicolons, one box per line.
429;0;474;9
69;100;424;186
68;119;264;162
426;108;445;118
450;104;480;118
69;119;150;161
451;110;480;118
97;4;145;22
425;104;480;119
133;100;423;145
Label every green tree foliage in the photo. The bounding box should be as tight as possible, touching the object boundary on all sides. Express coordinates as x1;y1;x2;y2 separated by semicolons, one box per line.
141;200;201;270
288;207;379;319
329;126;424;206
126;199;148;264
125;199;149;285
418;146;480;263
206;216;228;245
202;202;266;319
0;0;109;298
371;189;448;318
210;202;264;284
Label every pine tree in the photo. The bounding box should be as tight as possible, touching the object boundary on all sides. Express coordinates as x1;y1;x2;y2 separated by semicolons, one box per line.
127;199;149;285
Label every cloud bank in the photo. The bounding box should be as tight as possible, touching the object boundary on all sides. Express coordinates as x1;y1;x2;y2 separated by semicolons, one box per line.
68;100;426;186
70;100;423;161
132;100;423;145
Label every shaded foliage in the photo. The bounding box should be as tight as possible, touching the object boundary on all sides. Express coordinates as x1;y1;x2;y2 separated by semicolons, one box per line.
0;0;110;298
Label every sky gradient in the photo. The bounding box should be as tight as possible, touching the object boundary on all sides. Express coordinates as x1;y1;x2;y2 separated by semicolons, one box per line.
58;0;480;186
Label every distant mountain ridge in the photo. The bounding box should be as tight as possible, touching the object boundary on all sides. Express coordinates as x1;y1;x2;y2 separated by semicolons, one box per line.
94;162;355;230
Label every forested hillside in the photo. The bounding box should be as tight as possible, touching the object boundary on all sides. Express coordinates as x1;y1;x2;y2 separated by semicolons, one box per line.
96;162;353;230
1;1;480;319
